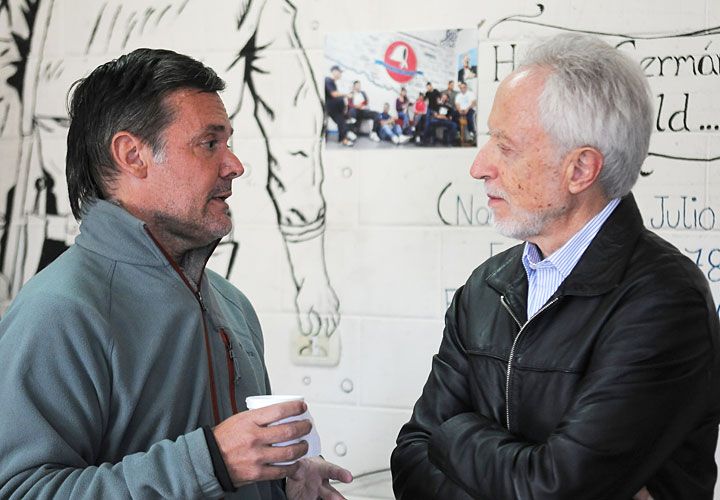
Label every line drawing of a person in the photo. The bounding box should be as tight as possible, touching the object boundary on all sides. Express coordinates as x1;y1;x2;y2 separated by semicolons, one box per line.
0;0;340;359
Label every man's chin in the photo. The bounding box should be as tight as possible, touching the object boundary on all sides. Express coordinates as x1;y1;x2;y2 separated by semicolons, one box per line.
210;219;233;241
194;214;232;245
493;218;541;241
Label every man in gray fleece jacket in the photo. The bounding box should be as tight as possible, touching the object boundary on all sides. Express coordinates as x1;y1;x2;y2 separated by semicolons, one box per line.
0;48;352;499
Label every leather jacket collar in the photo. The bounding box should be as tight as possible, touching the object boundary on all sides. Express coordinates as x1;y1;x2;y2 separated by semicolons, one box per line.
486;194;644;322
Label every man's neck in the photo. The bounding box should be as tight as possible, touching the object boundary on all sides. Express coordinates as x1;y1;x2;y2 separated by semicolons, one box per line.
110;199;210;286
531;195;612;258
179;247;211;287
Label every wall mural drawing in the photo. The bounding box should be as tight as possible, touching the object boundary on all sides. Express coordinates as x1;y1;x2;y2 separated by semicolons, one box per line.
0;0;341;365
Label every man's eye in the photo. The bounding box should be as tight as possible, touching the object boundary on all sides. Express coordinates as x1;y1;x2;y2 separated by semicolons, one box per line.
205;140;219;150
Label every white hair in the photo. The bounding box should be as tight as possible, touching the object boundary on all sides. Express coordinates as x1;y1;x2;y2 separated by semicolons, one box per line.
519;33;654;199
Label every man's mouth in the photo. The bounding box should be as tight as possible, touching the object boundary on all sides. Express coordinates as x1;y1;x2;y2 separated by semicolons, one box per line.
210;192;232;202
485;189;505;207
486;193;503;201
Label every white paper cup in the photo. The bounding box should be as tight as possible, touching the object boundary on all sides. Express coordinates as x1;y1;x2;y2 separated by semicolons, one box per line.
245;395;321;464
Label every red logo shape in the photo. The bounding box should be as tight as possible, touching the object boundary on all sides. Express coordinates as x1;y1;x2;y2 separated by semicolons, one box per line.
383;41;417;83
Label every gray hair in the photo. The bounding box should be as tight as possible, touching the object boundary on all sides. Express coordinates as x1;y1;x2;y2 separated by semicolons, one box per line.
519;33;654;199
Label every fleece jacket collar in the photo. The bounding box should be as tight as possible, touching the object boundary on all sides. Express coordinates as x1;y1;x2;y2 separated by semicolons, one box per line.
75;199;218;273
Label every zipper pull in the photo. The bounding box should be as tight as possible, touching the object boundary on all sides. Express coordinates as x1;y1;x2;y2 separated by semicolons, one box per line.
197;291;207;312
230;349;241;383
220;329;242;382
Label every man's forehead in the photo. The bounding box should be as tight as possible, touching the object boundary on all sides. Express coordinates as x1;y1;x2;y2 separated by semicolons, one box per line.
492;69;546;115
166;87;218;102
508;69;533;86
166;89;231;128
502;67;548;91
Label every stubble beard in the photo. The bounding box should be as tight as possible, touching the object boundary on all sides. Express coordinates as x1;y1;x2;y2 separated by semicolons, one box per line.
493;208;552;241
488;190;566;242
152;203;232;256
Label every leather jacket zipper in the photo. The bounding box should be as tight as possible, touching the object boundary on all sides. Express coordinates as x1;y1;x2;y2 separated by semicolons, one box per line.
500;295;559;431
219;328;240;414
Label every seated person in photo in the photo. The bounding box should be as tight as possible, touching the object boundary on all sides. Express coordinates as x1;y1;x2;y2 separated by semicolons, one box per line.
454;81;477;141
413;92;428;143
445;80;458;110
377;103;411;145
395;87;411;128
425;82;441;116
347;80;379;140
422;92;458;146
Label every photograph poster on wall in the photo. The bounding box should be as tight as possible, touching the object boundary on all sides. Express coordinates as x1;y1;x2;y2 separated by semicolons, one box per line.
323;29;479;149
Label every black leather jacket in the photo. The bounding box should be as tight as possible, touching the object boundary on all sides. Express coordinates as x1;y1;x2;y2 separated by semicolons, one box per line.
392;195;720;499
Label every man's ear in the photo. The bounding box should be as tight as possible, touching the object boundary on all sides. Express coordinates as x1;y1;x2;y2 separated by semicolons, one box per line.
110;131;149;179
566;147;604;195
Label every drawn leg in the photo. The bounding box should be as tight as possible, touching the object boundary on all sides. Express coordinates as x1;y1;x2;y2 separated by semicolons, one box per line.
236;0;341;363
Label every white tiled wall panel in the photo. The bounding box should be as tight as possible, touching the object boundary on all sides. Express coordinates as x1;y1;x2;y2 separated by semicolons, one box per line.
1;1;719;498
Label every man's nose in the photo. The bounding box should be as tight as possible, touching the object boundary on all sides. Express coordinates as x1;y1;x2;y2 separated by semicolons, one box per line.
470;143;493;180
222;148;245;179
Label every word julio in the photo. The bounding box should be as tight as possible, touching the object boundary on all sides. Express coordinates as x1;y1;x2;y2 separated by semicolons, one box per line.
649;195;717;230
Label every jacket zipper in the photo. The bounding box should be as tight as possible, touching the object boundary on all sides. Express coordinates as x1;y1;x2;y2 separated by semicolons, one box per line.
219;328;240;414
143;228;223;425
197;290;221;425
500;295;559;431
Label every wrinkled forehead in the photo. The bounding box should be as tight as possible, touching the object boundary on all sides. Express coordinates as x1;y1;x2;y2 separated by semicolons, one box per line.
163;89;231;131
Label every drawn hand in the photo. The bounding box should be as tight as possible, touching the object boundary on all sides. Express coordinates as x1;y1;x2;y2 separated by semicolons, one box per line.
286;457;353;500
296;275;340;337
213;401;311;487
283;234;341;338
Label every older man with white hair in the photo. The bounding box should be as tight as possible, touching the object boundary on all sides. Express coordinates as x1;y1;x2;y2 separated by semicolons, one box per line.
392;33;720;500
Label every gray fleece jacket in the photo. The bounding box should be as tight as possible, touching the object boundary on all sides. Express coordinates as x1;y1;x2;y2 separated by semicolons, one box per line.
0;200;284;499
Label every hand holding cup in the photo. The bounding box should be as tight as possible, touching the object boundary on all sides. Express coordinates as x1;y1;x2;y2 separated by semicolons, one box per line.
212;396;317;487
245;395;322;464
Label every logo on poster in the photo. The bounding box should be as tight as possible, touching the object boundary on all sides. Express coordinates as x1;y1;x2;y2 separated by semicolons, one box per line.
382;41;418;83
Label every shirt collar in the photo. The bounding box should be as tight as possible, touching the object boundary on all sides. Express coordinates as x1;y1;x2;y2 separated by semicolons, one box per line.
522;198;621;280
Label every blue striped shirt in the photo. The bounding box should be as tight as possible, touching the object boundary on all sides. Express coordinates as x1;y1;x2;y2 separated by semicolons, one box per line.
522;198;620;318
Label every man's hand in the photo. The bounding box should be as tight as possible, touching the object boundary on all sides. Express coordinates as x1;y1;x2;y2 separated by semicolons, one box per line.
295;274;340;337
286;457;353;500
213;400;312;487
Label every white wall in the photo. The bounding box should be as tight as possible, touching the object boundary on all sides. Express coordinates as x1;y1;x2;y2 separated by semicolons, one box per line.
1;0;718;498
260;1;720;497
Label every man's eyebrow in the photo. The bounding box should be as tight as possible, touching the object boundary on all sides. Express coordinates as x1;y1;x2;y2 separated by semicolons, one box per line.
203;124;234;135
488;128;515;145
